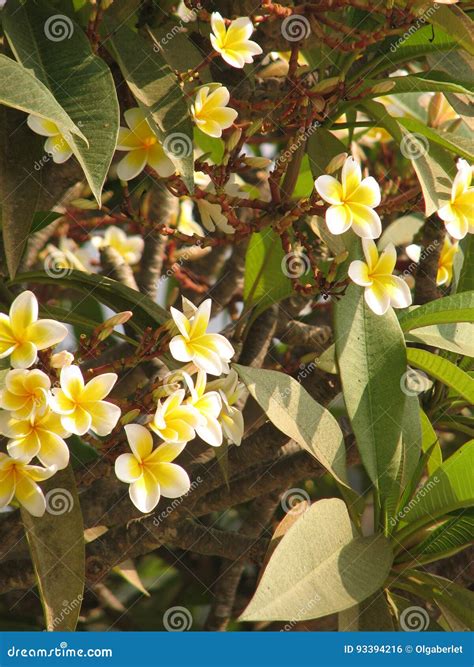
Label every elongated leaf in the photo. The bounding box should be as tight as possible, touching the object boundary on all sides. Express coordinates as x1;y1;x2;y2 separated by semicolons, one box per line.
0;54;84;141
367;73;473;97
3;0;119;204
420;408;443;476
9;270;169;333
21;465;84;631
240;499;393;621
307;128;347;180
243;229;292;318
406;322;474;356
405;137;454;216
454;235;474;294
107;21;194;192
406;348;474;403
147;22;211;84
399;292;474;331
411;509;474;562
339;591;394;631
234;365;348;486
335;282;407;502
427;4;474;56
360;99;402;143
397;440;474;529
398;117;474;161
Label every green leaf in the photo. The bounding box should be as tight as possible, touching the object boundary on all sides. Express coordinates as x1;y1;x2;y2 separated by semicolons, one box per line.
29;211;63;235
243;229;293;318
359;99;402;143
398;117;474;161
339;591;394;631
193;127;225;165
427;4;474;56
234;365;349;487
9;270;169;334
3;0;119;205
396;440;474;529
0;54;85;141
107;21;194;192
406;348;474;403
240;499;393;621
399;292;474;331
307;127;347;181
420;408;443;476
366;73;473;97
411;509;474;563
454;234;474;293
334;282;407;503
147;21;211;83
406;322;474;357
403;136;454;216
21;465;84;631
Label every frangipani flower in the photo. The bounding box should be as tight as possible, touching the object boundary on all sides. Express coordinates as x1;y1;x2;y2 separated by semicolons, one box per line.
315;157;382;239
194;172;245;234
116;108;176;181
0;409;70;470
207;369;245;445
0;453;56;517
406;236;459;287
27;115;73;163
0;291;68;369
191;86;238;138
50;366;121;436
0;369;50;419
92;225;145;265
169;298;235;375
177;199;205;237
437;159;474;240
210;13;262;68
50;350;74;369
348;239;412;315
115;424;190;513
184;371;222;447
150;389;201;444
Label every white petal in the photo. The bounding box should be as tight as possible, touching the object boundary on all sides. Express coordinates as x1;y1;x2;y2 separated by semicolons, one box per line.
129;470;160;513
326;205;352;235
314;175;343;205
348;260;372;287
115;453;142;483
364;282;390;316
153;462;190;498
124;424;153;461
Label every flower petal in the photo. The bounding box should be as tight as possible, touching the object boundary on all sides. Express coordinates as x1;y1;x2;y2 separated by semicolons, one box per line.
15;476;46;517
27;319;68;350
0;472;15;509
124;424;153;462
116;127;143;151
361;238;379;271
315;175;343;205
10;342;37;369
341;157;362;199
169;336;193;363
364;281;390;315
82;373;118;402
10;291;37;335
350;176;381;207
326;204;352;235
383;275;412;309
196;417;223;447
115;453;142;483
60;365;84;401
375;242;397;276
27;115;59;137
129;470;160;513
146;441;186;464
147;144;176;178
116;150;148;181
61;407;92;436
36;431;70;470
349;203;382;239
88;400;121;436
348;260;372;287
152;462;190;498
170;307;191;338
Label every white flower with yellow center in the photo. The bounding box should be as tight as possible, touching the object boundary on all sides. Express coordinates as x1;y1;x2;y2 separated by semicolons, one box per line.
150;388;201;444
0;453;57;517
437;159;474;240
0;409;70;470
177;199;205;237
0;369;51;419
407;236;459;288
183;371;222;447
50;366;121;436
348;239;412;315
169;298;235;375
116;108;176;181
0;291;68;369
27;115;73;163
191;86;238;138
315;156;382;239
92;225;145;265
207;369;245;445
210;13;262;69
115;424;191;513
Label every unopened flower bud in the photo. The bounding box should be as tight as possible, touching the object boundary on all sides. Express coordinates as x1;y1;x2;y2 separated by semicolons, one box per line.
370;81;395;94
121;409;141;425
50;350;74;368
226;128;242;152
243;156;272;169
325;152;348;174
70;198;100;210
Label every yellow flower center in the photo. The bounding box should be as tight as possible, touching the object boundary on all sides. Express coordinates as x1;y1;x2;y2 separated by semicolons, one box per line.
143;136;157;148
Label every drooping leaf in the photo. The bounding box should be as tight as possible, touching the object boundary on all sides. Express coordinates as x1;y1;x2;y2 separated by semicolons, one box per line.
107;21;194;192
406;322;474;357
406;348;474;403
240;499;393;621
3;0;119;205
21;465;85;631
334;282;407;504
234;365;349;487
399;292;474;331
426;4;474;56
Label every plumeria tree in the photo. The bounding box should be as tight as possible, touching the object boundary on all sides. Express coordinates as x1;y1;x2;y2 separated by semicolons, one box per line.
0;0;473;633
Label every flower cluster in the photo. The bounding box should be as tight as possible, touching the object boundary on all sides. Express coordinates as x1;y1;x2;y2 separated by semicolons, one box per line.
115;298;243;513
